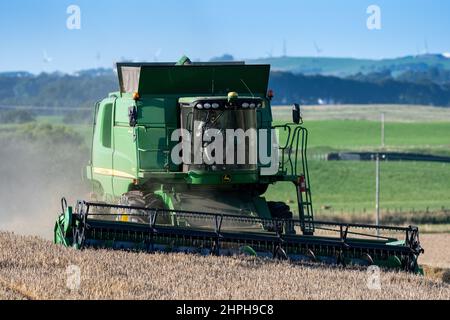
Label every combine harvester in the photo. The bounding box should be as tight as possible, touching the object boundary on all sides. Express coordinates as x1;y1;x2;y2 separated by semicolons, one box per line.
55;57;423;272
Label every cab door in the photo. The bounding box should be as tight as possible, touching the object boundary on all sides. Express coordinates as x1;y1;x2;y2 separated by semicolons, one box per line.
91;100;114;200
111;99;138;197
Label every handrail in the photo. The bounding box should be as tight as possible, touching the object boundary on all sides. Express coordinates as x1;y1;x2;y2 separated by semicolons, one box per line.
271;124;307;177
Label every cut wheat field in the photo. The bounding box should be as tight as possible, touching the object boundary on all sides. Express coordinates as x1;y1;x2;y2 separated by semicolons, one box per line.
0;232;449;300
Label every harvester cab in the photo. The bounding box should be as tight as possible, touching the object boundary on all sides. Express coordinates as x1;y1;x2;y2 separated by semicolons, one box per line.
55;57;423;272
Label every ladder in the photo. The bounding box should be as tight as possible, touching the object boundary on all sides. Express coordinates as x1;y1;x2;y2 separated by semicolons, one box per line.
273;124;315;235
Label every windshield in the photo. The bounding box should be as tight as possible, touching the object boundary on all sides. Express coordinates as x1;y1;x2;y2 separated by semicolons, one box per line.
187;108;257;171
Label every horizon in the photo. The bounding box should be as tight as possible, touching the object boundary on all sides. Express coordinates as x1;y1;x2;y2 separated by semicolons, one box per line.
2;52;449;76
1;0;449;73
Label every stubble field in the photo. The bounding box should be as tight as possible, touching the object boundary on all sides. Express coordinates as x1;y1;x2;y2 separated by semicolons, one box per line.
0;232;449;300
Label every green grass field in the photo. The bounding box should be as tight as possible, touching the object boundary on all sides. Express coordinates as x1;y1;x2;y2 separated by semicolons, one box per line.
275;120;450;156
270;105;450;218
266;160;450;214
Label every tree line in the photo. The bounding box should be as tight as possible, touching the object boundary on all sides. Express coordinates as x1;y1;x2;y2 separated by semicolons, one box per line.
1;68;449;109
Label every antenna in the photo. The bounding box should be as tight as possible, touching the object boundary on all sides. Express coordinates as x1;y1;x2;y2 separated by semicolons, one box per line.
240;79;254;97
424;38;429;54
313;41;323;57
153;48;162;62
43;50;53;63
95;52;101;68
283;40;287;57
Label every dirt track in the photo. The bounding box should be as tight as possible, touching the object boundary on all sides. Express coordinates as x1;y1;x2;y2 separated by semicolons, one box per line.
0;232;449;300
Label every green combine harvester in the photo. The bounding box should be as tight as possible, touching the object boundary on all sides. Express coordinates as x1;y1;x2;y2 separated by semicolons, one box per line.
55;56;423;272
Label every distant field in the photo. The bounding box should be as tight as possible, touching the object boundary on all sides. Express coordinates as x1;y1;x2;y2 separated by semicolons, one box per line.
275;120;450;156
274;109;450;156
269;106;450;219
266;160;450;216
303;121;450;150
273;104;450;122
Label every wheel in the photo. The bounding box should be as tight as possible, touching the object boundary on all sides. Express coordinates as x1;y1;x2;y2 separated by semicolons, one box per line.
267;201;293;219
273;245;288;260
118;191;169;224
266;201;296;234
403;255;419;272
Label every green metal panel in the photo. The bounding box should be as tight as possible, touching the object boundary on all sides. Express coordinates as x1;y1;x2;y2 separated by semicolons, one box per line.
186;170;258;184
252;197;272;219
137;65;270;96
134;97;178;172
112;127;136;172
114;97;133;124
154;189;175;210
112;126;136;197
137;97;178;125
137;126;168;171
139;99;167;123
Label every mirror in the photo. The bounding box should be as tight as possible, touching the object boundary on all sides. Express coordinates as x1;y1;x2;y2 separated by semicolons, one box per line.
292;103;302;124
128;105;137;127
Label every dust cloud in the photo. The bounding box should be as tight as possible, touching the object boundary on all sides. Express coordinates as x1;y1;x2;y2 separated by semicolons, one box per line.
0;131;89;239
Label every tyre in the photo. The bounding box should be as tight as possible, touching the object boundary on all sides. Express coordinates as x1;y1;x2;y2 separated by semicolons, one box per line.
118;191;169;224
267;201;295;234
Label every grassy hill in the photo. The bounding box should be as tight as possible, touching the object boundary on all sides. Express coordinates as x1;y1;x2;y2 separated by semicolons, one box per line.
2;54;450;107
249;54;450;76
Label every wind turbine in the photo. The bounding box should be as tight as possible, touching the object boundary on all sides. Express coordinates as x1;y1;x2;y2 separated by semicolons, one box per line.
43;50;53;63
265;47;273;58
424;38;429;55
313;41;323;57
153;48;162;62
94;52;102;68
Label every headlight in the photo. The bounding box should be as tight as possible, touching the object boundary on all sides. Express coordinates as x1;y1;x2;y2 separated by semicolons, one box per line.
249;103;256;108
204;103;211;109
196;103;203;109
242;103;249;108
212;103;220;109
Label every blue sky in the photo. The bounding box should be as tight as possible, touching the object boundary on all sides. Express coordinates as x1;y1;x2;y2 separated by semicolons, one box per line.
0;0;449;73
